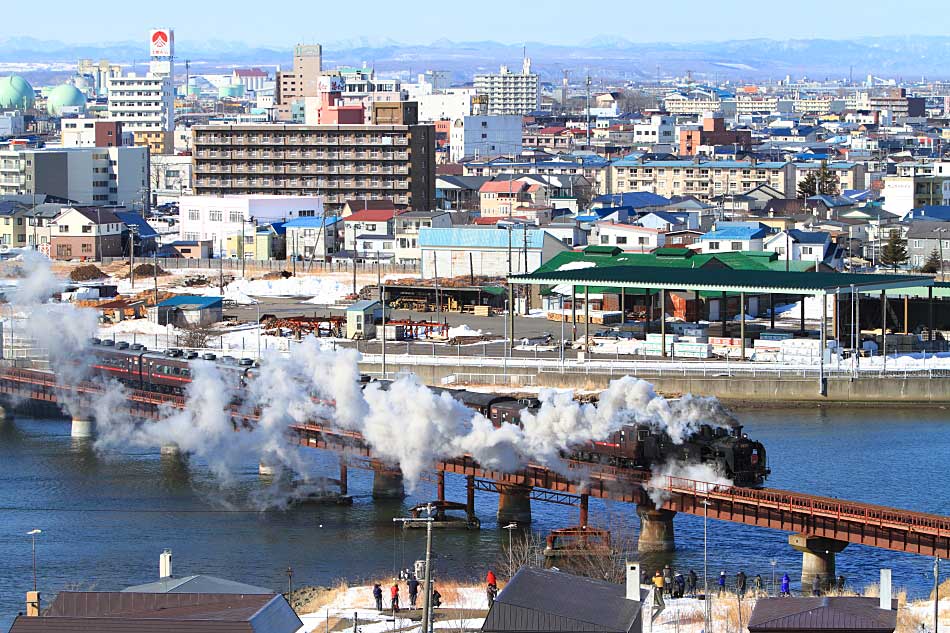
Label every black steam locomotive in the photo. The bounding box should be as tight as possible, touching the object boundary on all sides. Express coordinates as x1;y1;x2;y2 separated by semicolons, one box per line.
87;342;769;487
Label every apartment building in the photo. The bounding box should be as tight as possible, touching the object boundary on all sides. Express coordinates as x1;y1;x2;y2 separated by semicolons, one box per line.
882;175;950;217
106;72;175;154
631;114;676;146
0;146;148;207
61;118;129;148
191;124;436;212
735;96;793;116
793;96;845;115
847;89;926;118
463;154;611;196
473;60;541;116
450;115;523;161
794;161;867;193
678;116;752;156
610;158;795;201
663;90;737;117
276;44;323;121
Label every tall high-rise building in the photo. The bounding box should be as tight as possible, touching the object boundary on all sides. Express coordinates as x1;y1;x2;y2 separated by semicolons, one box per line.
106;29;175;154
276;44;323;121
473;59;540;116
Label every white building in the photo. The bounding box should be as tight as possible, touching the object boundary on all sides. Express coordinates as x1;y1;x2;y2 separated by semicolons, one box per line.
449;115;523;162
60;117;133;148
178;194;323;254
417;89;475;122
474;60;541;116
107;72;175;153
150;154;194;204
631;115;676;146
0;146;147;208
591;222;666;252
0;111;25;138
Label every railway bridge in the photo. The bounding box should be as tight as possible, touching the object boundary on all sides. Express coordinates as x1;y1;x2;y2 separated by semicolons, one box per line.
1;365;947;588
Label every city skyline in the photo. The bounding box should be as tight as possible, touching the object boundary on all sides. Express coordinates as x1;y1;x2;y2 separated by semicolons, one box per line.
6;0;949;47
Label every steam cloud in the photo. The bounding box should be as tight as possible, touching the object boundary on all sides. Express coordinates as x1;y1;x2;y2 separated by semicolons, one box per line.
7;257;739;501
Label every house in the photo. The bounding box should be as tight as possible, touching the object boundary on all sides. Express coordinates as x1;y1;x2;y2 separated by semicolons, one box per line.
285;216;341;261
9;592;302;633
591;191;670;212
394;210;452;265
0;200;29;248
479;180;550;217
697;223;770;253
115;210;159;255
341;198;402;217
49;206;125;260
592;222;666;253
342;208;400;253
161;240;213;259
636;211;696;231
541;219;588;248
436;175;490;210
763;229;843;270
152;295;223;327
482;566;649;633
419;226;569;278
226;222;286;260
748;597;896;633
665;228;704;247
906;220;950;269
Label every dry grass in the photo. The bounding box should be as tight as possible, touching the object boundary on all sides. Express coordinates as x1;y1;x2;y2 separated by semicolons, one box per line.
293;578;353;614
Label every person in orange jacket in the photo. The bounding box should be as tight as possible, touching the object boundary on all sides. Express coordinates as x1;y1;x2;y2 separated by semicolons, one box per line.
390;582;400;611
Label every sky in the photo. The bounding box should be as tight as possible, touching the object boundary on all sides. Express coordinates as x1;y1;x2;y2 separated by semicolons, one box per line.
7;0;947;46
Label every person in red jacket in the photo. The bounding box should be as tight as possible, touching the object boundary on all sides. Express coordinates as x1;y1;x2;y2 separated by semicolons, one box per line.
486;570;497;587
390;582;399;611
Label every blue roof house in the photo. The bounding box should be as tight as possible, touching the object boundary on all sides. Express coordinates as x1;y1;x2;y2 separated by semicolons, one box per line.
698;224;770;254
418;227;569;279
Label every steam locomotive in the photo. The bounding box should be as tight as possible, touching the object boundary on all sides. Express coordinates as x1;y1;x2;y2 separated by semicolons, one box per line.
87;341;769;487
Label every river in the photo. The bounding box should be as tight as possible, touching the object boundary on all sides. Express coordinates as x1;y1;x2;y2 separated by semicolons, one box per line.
1;405;948;631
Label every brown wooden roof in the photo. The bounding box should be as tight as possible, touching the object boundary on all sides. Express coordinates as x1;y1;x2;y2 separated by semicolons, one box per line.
748;597;897;633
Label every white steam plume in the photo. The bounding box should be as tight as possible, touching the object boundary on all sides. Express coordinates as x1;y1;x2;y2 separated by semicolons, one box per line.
645;460;734;507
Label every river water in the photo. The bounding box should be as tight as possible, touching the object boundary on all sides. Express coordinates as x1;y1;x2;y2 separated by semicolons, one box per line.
1;405;948;631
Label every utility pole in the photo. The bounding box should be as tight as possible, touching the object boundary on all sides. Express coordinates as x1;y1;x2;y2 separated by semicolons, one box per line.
129;225;138;288
218;239;224;294
153;248;158;305
935;557;941;633
585;73;592;149
393;506;435;633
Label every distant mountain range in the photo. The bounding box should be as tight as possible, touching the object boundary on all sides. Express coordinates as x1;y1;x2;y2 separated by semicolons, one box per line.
3;35;950;84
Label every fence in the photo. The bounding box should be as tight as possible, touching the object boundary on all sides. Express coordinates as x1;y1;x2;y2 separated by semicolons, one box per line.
101;256;421;277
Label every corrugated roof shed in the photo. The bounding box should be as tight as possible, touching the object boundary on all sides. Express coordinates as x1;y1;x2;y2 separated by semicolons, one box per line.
9;592;302;633
748;597;897;632
481;567;642;633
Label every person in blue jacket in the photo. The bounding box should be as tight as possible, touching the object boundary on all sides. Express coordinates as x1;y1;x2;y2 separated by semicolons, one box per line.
780;573;791;597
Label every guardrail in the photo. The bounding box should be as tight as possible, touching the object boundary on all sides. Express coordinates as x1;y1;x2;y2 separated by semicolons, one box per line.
658;475;950;535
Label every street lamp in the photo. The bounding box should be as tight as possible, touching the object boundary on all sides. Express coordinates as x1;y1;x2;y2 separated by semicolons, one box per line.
27;529;41;592
503;522;519;577
770;559;777;597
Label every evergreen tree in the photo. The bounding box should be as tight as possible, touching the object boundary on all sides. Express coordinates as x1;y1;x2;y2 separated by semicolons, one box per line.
797;172;817;199
879;230;908;271
816;161;839;196
922;249;942;274
797;161;839;199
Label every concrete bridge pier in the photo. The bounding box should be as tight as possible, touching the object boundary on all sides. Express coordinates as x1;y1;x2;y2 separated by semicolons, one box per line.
338;458;348;496
789;534;848;591
372;467;405;499
497;484;532;525
466;475;476;525
637;504;676;552
70;416;93;438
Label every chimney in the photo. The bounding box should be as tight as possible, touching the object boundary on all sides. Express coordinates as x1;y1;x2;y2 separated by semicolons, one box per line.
160;549;173;579
626;561;641;601
879;569;892;610
26;591;40;617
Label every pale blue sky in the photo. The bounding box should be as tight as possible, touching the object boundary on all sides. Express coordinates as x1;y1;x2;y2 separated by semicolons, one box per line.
11;0;945;45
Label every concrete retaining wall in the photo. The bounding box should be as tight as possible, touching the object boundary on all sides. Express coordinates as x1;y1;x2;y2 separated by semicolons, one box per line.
359;360;950;403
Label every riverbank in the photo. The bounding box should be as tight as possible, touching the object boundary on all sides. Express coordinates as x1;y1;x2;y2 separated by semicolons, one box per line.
288;578;950;633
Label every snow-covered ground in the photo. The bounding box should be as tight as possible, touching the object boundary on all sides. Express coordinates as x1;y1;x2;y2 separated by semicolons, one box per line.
296;584;487;633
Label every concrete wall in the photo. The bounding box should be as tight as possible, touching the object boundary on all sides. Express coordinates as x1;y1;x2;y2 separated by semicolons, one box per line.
359;359;950;403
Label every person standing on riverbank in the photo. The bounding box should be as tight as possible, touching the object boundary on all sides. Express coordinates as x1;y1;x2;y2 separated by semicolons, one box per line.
391;582;400;611
781;573;790;597
373;583;383;610
408;576;419;609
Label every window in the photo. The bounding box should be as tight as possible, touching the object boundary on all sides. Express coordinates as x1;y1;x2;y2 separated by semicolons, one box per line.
209;210;223;222
82;225;92;234
59;225;69;233
616;236;628;245
708;241;720;250
81;243;92;253
802;246;813;255
731;241;742;250
188;209;200;221
600;235;609;244
638;236;648;245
